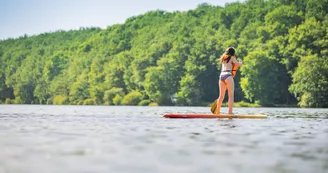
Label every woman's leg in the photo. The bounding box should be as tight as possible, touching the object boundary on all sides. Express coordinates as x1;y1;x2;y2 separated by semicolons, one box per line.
225;76;235;114
216;81;227;114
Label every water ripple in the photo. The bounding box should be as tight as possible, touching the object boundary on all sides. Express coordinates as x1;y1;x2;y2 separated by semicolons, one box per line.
0;105;327;173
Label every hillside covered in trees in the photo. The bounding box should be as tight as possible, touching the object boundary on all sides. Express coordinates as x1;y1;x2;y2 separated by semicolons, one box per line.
0;0;327;107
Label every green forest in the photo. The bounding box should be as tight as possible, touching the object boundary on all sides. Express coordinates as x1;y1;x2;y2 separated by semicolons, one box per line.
0;0;327;107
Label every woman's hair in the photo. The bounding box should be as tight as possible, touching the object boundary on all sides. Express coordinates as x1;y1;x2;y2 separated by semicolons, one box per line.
220;47;236;63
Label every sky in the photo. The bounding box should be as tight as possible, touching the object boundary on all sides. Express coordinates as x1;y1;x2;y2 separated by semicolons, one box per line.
0;0;242;40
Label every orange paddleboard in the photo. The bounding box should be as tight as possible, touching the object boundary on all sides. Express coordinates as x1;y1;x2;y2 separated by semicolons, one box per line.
163;113;267;119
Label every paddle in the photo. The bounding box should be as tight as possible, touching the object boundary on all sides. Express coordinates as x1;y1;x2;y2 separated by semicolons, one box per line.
210;99;217;114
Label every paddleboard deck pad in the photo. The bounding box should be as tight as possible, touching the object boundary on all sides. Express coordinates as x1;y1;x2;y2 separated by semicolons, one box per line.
163;113;267;119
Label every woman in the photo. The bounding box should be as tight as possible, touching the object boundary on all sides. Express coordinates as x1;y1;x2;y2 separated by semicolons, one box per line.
216;47;243;115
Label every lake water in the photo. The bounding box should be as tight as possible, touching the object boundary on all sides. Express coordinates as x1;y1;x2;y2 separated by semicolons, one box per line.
0;105;327;173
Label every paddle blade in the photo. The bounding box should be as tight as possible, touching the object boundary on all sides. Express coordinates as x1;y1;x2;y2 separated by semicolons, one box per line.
210;99;217;114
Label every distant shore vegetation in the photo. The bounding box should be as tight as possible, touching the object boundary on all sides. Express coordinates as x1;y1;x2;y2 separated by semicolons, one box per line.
0;0;327;107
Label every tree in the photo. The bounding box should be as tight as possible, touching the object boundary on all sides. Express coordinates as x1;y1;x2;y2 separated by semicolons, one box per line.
144;57;179;105
240;51;287;105
69;73;90;103
289;55;328;107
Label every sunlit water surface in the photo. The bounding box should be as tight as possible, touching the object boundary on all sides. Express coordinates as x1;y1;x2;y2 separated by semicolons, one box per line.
0;105;327;173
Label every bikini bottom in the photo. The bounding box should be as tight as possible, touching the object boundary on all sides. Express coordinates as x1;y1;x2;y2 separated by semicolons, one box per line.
219;73;232;82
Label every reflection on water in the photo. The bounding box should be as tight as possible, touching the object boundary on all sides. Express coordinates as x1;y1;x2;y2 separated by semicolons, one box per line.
0;105;327;173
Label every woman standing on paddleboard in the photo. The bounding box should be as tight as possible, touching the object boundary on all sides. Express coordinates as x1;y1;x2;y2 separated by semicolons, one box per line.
216;47;243;115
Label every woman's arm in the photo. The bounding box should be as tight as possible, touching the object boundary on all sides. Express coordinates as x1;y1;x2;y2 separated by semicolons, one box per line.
231;56;243;66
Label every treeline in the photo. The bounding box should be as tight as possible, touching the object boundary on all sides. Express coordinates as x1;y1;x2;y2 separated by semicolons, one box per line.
0;0;327;107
